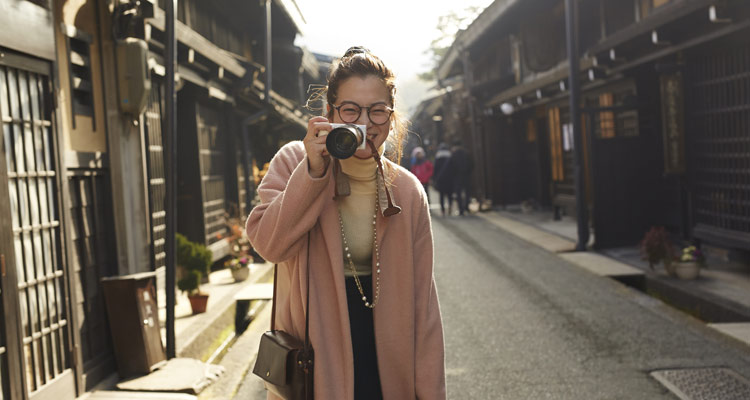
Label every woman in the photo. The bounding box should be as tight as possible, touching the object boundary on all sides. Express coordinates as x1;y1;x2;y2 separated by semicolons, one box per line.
246;47;446;400
410;147;434;202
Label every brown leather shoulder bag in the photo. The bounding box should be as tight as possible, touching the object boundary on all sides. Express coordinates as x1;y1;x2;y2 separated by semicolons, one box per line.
253;233;314;399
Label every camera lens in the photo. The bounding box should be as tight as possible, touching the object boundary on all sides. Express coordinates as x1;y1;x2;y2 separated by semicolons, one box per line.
326;125;363;159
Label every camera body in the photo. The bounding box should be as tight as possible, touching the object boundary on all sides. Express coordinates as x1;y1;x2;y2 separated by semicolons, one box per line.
321;123;367;159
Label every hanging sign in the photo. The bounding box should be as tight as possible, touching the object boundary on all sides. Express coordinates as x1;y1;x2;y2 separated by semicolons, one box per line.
660;72;686;174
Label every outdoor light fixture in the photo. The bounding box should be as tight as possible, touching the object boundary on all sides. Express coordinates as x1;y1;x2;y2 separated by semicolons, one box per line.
432;115;443;122
651;30;670;46
588;68;605;81
709;5;731;23
500;102;514;116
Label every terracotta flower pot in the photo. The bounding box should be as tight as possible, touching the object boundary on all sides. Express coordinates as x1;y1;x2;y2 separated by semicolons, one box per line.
674;261;700;280
231;266;250;282
188;293;209;314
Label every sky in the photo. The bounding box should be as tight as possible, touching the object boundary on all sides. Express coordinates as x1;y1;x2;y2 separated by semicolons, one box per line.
293;0;494;115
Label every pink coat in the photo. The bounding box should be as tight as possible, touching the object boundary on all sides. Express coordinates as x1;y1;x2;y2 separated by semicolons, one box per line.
246;141;446;400
410;160;434;185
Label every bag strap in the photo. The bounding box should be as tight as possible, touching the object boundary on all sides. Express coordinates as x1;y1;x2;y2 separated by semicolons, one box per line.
270;232;312;350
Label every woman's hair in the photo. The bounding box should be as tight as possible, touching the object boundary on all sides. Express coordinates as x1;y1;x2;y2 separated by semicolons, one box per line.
309;46;409;165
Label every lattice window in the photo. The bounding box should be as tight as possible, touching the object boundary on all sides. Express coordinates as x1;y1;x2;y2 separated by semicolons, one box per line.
196;105;228;246
686;41;750;239
0;62;70;394
67;170;113;374
143;82;166;271
63;25;95;129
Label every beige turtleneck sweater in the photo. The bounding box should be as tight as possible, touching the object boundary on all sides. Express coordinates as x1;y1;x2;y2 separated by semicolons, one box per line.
338;156;378;276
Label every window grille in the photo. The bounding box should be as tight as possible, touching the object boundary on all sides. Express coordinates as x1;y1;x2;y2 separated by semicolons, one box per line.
67;169;114;375
63;25;95;130
685;41;750;241
143;82;166;271
0;61;71;394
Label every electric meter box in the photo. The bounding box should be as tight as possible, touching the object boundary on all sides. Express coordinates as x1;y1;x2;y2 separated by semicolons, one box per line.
116;38;151;115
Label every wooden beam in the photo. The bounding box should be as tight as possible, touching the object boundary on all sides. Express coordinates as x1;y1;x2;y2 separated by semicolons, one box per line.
608;17;750;75
588;0;715;55
147;7;245;79
485;57;595;107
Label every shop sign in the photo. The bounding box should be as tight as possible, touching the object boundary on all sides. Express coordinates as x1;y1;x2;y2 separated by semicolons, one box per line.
660;72;686;174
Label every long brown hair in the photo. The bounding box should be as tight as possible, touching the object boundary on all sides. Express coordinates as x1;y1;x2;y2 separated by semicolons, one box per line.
310;46;409;165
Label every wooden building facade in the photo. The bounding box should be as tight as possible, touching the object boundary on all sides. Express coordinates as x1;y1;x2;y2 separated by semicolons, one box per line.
421;0;750;251
0;0;316;398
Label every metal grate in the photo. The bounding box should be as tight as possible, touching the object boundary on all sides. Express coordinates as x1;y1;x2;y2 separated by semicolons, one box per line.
685;41;750;242
651;368;750;400
0;64;70;393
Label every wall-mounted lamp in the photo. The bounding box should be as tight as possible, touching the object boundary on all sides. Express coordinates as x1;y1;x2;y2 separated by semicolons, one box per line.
500;102;514;116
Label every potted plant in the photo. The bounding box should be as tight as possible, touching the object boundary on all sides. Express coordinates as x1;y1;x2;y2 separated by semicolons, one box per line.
674;245;704;280
640;226;676;276
176;234;213;314
177;270;209;313
227;256;252;282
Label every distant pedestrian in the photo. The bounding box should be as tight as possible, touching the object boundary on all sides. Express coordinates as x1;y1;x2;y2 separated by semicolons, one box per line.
433;143;453;216
410;146;434;202
445;140;473;216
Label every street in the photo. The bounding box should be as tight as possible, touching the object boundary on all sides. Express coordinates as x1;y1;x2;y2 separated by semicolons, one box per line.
236;213;750;399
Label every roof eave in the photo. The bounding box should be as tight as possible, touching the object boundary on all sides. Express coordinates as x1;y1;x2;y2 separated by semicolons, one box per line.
436;0;520;82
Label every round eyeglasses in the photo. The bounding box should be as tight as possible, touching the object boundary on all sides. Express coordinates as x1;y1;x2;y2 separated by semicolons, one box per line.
332;101;394;125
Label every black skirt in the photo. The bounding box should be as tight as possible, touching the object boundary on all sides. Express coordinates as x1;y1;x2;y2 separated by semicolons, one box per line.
345;275;383;400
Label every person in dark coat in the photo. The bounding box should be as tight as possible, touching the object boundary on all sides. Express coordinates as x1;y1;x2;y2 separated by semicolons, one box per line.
445;140;473;216
433;143;453;216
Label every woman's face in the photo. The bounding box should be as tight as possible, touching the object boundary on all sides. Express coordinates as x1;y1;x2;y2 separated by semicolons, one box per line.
329;75;392;159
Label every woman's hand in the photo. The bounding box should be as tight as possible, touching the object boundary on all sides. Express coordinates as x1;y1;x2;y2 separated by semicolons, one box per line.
304;116;333;178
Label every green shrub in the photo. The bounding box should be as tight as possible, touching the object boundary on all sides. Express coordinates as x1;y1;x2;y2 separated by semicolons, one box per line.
176;233;212;296
177;270;201;296
176;233;212;277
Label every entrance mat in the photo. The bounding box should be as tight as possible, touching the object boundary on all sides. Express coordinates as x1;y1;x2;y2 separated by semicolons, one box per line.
650;367;750;400
117;358;224;395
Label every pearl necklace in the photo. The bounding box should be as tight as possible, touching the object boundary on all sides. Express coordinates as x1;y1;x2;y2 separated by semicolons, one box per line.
337;199;380;309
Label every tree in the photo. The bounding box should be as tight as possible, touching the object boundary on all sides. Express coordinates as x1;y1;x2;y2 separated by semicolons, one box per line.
419;6;485;82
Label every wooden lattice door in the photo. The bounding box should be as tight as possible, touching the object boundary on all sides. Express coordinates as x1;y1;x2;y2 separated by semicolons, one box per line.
0;53;76;399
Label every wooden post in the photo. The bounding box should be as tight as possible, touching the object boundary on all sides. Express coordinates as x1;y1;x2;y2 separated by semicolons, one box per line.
565;0;590;251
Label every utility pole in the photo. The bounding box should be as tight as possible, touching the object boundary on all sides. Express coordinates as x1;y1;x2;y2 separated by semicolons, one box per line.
564;0;590;251
164;0;177;358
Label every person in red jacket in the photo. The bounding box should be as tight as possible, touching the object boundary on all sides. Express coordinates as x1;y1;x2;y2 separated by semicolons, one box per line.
410;146;434;202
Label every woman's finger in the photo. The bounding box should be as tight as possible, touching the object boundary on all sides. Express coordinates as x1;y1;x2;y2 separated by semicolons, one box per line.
305;117;330;140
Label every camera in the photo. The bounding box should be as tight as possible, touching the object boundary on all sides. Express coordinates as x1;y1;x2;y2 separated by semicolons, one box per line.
320;123;367;159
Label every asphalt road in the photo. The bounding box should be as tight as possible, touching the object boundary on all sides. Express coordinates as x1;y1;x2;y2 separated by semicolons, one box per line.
235;212;750;399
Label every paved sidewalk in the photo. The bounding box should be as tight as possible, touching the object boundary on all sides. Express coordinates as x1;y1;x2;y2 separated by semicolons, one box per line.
473;208;750;349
